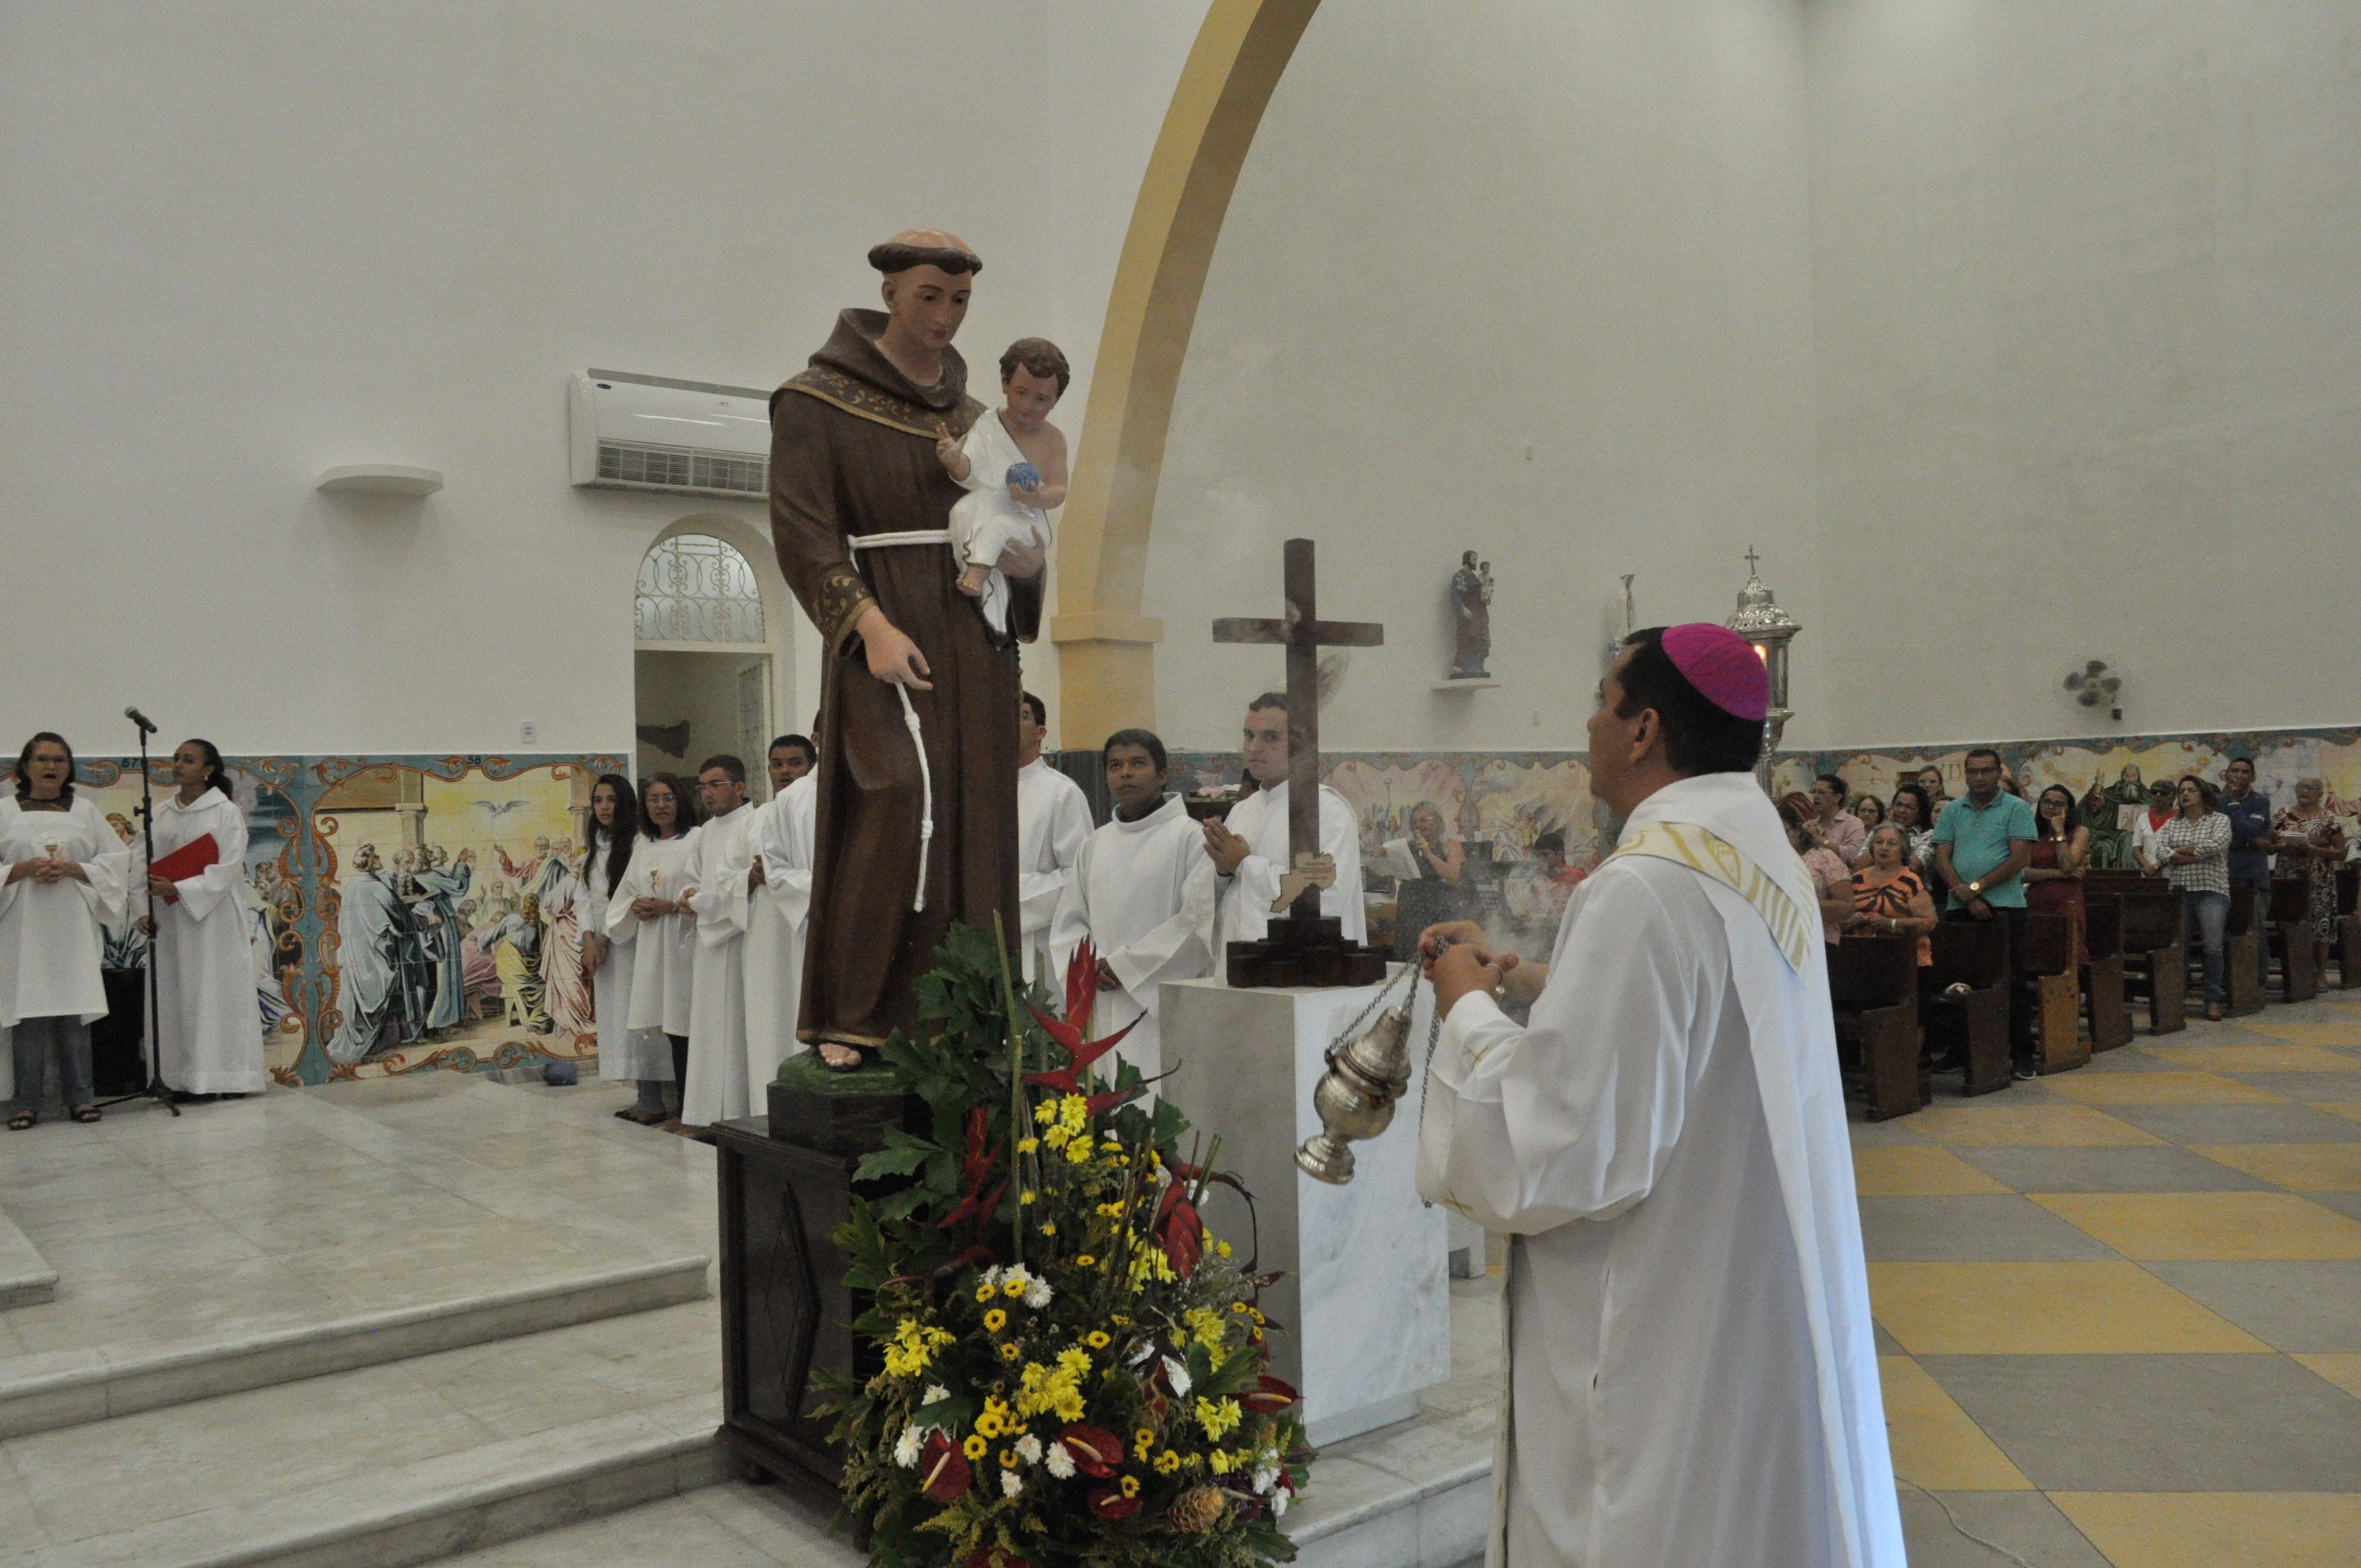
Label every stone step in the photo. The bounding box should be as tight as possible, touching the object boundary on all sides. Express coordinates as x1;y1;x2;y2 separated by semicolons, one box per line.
0;1252;708;1440
0;1205;57;1311
0;1301;726;1568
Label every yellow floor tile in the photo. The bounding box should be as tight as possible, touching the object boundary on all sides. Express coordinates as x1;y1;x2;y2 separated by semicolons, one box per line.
2051;1492;2361;1567
2189;1143;2361;1191
2314;1102;2361;1126
1876;1356;2031;1490
1907;1102;2161;1146
2032;1191;2361;1260
2243;1019;2361;1048
1867;1261;2266;1354
2041;1070;2287;1106
2147;1043;2359;1074
2293;1353;2361;1400
1851;1146;2012;1196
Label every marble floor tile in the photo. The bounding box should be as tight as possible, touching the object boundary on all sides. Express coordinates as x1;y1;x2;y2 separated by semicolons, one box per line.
1857;1196;2118;1262
2292;1352;2361;1399
1851;1146;2011;1196
2188;1141;2361;1190
2032;1191;2361;1260
2;1253;336;1357
1846;1117;1931;1147
2101;1102;2361;1144
418;1493;795;1567
2041;1070;2286;1106
2050;1490;2361;1567
1896;1488;2110;1568
1922;1354;2361;1491
405;1302;722;1440
2242;1020;2361;1048
1877;1357;2029;1491
1867;1262;2265;1355
2227;1070;2361;1101
2310;1190;2361;1221
1907;1104;2159;1147
2146;1042;2359;1073
2318;1099;2361;1125
2142;1262;2361;1352
1954;1143;2277;1194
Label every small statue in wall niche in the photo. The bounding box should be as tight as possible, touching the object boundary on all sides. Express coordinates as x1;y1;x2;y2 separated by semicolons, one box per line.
1449;549;1494;679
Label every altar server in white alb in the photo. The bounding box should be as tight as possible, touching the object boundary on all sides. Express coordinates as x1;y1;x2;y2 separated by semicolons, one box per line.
1203;690;1365;954
581;774;666;1126
1;733;129;1128
607;772;700;1122
744;735;818;1101
143;739;265;1098
1014;693;1090;984
1048;728;1218;1080
1416;625;1901;1568
679;755;757;1128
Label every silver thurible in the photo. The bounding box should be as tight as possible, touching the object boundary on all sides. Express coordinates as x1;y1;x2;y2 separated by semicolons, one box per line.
1295;1005;1415;1185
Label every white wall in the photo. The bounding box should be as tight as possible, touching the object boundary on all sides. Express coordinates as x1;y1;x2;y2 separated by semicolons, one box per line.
0;1;1207;756
1145;0;1824;754
1804;0;2361;745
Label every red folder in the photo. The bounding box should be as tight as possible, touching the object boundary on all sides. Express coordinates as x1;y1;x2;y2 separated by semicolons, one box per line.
150;834;220;903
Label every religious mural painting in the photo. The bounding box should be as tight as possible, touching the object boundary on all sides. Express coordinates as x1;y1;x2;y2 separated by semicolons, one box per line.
1327;757;1468;869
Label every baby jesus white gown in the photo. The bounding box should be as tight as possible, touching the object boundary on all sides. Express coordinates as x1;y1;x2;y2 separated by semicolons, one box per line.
948;410;1052;635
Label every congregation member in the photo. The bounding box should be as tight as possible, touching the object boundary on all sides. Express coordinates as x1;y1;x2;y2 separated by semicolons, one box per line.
580;773;666;1126
771;733;816;787
607;773;700;1124
1780;794;1856;945
1203;692;1366;952
2219;757;2274;897
1886;784;1936;871
1525;830;1586;925
2157;776;2232;1022
2273;777;2346;977
1851;792;1885;837
1931;748;2038;1078
1809;773;1867;863
1047;728;1218;1079
2;733;128;1129
1914;764;1950;823
2025;784;2090;961
1401;802;1467;883
144;739;265;1099
746;735;819;1098
1014;692;1090;984
1844;824;1938;965
2131;777;2178;873
1417;624;1902;1568
681;755;756;1129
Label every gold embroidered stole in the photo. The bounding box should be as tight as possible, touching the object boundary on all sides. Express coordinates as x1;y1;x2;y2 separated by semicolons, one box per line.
1609;821;1816;972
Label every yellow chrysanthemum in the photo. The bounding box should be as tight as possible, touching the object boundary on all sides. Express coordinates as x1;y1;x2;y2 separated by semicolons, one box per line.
1210;1449;1234;1476
977;1411;1003;1439
1120;1474;1140;1498
1019;1189;1035;1206
1216;1240;1233;1259
1018;1136;1040;1154
984;1308;1008;1333
1065;1140;1092;1166
999;1342;1021;1363
1086;1330;1111;1349
1041;1221;1057;1235
1033;1099;1058;1126
975;1282;997;1303
962;1434;987;1460
1058;1347;1092;1378
1155;1449;1182;1474
882;1318;955;1378
1195;1397;1243;1442
1002;1277;1026;1299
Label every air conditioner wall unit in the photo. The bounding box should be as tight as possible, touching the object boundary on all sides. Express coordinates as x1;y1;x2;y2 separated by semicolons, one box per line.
568;369;774;500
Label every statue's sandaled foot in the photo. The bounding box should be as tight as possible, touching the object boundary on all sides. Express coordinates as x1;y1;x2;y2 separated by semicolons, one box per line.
817;1042;868;1072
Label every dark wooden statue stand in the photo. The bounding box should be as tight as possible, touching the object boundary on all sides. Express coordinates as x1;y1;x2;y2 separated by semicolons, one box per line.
1226;912;1390;988
713;1053;914;1495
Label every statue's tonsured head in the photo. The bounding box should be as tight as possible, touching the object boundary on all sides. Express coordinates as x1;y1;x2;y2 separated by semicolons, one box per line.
872;228;980;356
868;228;982;279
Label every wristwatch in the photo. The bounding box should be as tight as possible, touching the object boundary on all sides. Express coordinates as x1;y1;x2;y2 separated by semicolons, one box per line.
1966;880;1983;897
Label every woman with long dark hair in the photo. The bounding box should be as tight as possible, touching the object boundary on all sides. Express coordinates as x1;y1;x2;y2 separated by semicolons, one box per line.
2;733;130;1128
2024;783;2090;963
144;739;266;1099
578;774;661;1124
604;773;700;1126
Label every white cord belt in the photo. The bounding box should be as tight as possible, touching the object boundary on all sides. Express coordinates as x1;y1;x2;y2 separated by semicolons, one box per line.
848;530;952;551
845;530;947;912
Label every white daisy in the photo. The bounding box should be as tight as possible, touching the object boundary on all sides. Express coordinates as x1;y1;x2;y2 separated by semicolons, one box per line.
893;1425;924;1468
1001;1470;1024;1499
1044;1443;1077;1480
921;1384;950;1407
1015;1434;1043;1465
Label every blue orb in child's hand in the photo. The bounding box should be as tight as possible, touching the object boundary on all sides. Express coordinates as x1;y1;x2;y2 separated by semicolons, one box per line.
1005;462;1042;493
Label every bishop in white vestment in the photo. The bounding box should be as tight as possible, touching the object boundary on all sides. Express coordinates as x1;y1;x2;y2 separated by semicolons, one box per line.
1047;730;1217;1079
1417;627;1902;1568
746;769;817;1101
681;774;757;1128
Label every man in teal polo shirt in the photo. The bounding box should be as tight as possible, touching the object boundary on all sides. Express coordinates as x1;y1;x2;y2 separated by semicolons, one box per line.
1932;748;2039;1079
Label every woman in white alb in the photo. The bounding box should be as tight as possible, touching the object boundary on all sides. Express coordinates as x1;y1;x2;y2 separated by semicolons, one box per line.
2;733;129;1128
579;774;662;1125
605;772;699;1125
144;739;266;1098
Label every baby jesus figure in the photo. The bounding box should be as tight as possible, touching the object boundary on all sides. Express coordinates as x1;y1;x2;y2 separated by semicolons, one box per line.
935;336;1070;634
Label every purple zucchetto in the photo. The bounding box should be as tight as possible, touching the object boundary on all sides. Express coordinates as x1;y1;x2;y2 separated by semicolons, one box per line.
1661;623;1769;722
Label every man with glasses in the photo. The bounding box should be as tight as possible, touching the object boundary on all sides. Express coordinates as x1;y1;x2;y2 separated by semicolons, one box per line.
1932;748;2039;1080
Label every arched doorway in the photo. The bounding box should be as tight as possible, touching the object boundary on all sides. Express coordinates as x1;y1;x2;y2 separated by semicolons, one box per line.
632;520;797;797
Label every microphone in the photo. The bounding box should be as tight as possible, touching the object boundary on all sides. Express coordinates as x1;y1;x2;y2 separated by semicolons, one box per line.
124;706;159;736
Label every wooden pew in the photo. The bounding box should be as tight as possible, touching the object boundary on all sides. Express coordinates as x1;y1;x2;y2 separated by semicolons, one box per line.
2090;874;2185;1035
2019;911;2088;1074
2223;884;2266;1017
2268;875;2320;1003
1925;921;2011;1097
2080;899;2134;1053
1831;933;1925;1121
2339;867;2360;991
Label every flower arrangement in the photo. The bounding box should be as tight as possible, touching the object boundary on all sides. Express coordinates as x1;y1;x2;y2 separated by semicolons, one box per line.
825;922;1310;1568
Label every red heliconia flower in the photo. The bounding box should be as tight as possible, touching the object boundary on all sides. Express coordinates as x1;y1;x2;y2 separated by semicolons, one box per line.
1241;1374;1298;1414
921;1431;971;1503
1085;1484;1141;1520
1058;1423;1124;1478
1065;939;1100;1039
937;1106;1006;1239
1152;1178;1203;1280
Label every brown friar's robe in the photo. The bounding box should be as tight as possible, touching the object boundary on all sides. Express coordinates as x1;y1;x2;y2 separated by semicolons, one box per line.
769;309;1042;1047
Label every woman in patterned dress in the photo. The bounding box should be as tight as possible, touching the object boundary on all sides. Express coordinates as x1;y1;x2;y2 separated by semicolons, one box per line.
2272;777;2346;977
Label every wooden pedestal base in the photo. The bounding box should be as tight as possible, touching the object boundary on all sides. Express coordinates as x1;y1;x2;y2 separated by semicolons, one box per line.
1226;913;1390;988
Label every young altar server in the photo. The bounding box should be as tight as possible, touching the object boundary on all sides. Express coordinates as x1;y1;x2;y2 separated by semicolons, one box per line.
1417;625;1902;1568
1202;691;1366;954
1015;692;1090;984
581;774;664;1125
2;733;129;1128
679;754;755;1128
607;772;699;1122
744;736;818;1101
144;739;265;1098
1048;729;1217;1079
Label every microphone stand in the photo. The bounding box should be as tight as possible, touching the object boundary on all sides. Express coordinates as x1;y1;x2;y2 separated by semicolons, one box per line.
99;714;179;1116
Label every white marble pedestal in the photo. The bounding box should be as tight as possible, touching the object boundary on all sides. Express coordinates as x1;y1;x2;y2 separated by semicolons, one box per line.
1157;970;1450;1447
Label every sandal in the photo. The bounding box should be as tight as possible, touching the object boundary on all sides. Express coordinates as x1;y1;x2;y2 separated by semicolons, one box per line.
613;1107;666;1126
70;1104;101;1124
7;1111;34;1132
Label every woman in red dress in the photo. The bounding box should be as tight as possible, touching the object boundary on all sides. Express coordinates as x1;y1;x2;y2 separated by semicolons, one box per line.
2025;784;2090;961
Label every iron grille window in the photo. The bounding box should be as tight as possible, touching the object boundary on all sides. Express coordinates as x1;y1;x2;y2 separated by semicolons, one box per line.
635;534;766;643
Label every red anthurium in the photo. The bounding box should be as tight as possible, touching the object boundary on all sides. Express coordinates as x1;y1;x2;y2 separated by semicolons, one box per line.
921;1431;971;1502
1085;1484;1141;1520
1059;1423;1124;1478
1241;1374;1298;1414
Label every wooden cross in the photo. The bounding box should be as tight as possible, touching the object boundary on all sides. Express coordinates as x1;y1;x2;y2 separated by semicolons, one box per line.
1211;538;1384;923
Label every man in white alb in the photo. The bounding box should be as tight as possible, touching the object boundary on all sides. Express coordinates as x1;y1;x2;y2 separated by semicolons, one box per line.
1048;728;1218;1080
679;755;757;1129
1201;691;1365;958
1418;625;1903;1568
744;734;818;1100
1015;692;1090;986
